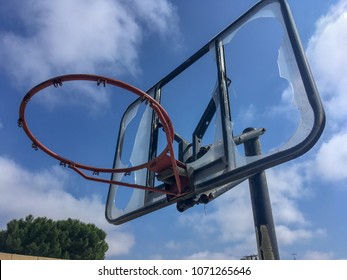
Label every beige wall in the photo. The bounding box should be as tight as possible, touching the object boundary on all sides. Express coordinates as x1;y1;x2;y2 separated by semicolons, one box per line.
0;252;58;260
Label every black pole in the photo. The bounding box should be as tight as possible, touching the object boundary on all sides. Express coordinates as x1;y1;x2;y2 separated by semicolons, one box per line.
243;127;280;260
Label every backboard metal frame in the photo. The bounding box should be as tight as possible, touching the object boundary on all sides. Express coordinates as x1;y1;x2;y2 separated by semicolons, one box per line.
106;0;325;225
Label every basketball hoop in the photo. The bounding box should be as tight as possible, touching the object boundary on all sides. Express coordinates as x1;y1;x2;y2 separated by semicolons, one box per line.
18;74;188;196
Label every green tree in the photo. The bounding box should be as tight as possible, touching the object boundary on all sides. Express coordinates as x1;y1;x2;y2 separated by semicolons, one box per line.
0;215;109;259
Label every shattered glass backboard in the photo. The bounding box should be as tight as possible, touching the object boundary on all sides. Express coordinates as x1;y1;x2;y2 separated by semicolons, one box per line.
106;0;325;224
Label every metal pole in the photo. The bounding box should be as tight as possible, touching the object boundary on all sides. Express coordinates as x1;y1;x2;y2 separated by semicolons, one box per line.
243;127;280;260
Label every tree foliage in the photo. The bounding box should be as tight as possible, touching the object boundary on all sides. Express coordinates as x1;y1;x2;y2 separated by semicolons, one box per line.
0;215;109;259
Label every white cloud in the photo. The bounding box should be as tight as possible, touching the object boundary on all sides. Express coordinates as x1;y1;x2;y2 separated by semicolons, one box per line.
266;87;300;124
266;167;309;226
0;0;180;104
315;131;347;182
306;0;347;123
164;240;181;250
129;0;180;37
211;185;255;243
184;250;238;260
1;0;136;84
304;26;347;181
304;0;347;187
0;156;134;258
237;104;256;125
302;250;334;260
276;225;326;246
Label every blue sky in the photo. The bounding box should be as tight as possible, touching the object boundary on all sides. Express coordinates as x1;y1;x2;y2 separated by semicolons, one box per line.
1;0;347;260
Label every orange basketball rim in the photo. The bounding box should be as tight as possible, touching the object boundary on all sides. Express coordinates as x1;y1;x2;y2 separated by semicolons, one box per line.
18;74;189;197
